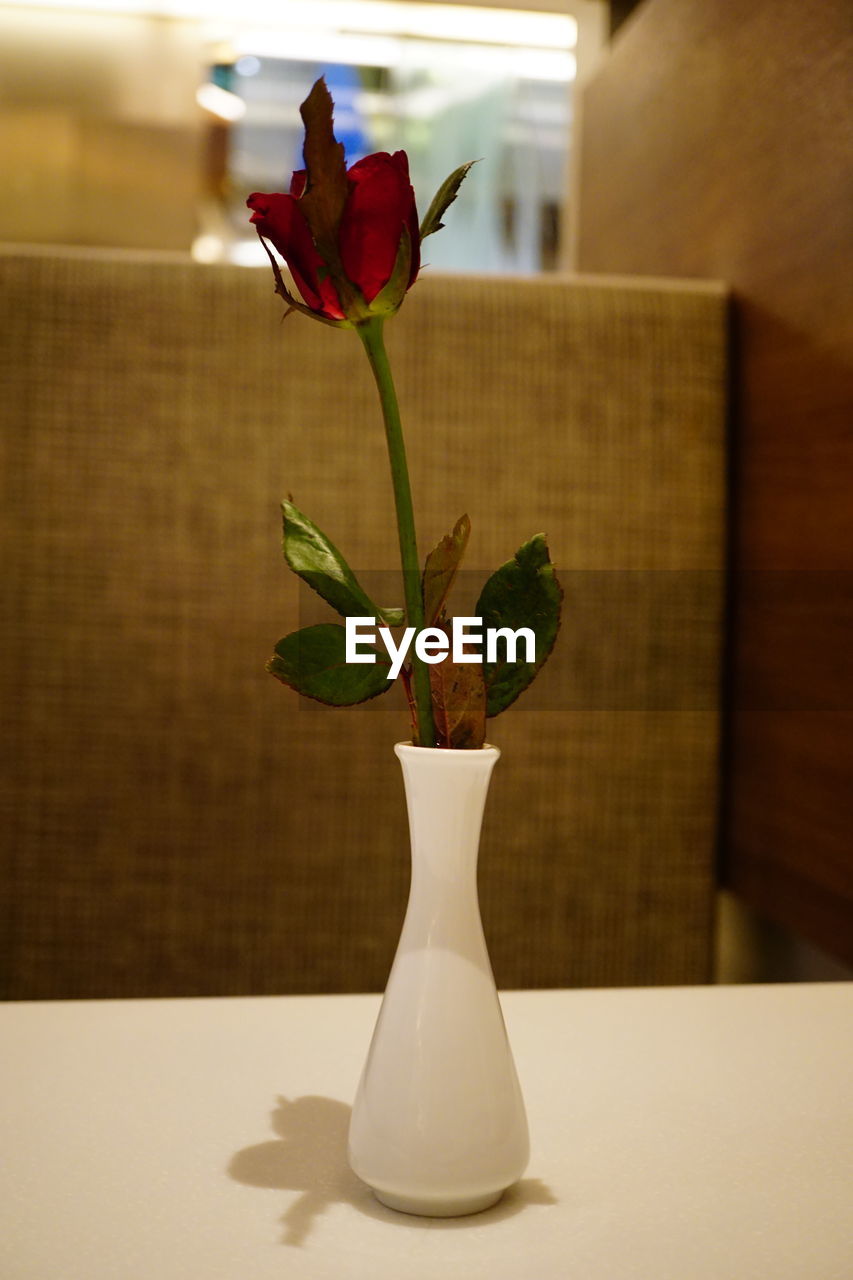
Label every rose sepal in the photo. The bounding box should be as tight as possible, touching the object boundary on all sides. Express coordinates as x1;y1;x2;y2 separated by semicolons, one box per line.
363;227;415;320
419;161;478;241
256;234;355;329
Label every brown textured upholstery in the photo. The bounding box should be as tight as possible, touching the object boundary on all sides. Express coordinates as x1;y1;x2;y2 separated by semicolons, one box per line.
0;246;727;998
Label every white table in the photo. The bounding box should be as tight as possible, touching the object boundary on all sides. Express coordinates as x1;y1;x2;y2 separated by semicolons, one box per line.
2;984;851;1279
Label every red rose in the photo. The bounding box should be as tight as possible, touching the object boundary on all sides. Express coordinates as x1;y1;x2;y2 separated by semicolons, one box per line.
248;149;420;324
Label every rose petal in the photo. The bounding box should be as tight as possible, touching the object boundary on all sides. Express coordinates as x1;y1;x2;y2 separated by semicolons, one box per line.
247;191;344;319
338;152;420;303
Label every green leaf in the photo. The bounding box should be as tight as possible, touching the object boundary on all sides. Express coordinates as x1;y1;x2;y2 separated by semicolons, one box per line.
283;499;403;626
475;534;562;717
422;514;470;626
429;640;487;749
267;623;392;706
419;161;478;241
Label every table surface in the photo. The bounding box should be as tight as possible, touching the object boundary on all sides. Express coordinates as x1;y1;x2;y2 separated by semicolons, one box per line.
2;983;852;1280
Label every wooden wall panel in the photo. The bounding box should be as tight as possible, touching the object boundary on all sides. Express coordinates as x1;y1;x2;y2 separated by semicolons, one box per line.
575;0;853;963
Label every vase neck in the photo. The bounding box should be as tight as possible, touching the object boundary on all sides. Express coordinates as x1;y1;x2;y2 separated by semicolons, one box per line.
395;742;499;886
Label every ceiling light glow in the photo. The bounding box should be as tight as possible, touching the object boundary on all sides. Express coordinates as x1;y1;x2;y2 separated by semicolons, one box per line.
8;0;576;52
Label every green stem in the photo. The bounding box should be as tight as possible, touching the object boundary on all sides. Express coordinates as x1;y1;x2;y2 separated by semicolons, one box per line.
357;316;435;748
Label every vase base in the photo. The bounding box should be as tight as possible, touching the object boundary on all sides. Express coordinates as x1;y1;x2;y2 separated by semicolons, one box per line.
372;1187;505;1218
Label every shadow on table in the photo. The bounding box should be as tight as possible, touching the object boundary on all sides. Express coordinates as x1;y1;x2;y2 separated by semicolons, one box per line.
227;1095;556;1246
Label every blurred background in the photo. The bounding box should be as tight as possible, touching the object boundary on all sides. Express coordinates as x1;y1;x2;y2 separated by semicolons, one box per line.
0;0;605;272
2;0;851;994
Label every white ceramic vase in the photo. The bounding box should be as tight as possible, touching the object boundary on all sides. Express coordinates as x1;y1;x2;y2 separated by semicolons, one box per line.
348;742;529;1217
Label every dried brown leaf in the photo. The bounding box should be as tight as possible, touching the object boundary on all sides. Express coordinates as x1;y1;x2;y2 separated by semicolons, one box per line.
422;514;471;627
429;638;486;750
